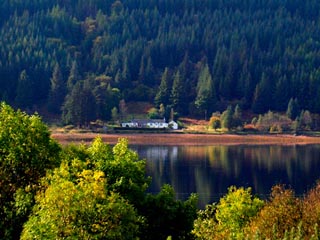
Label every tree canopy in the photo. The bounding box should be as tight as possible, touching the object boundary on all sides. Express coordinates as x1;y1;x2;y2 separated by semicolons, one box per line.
0;102;60;239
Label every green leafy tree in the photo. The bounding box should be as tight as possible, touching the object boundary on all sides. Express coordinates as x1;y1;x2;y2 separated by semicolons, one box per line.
209;115;221;130
0;103;61;239
193;186;263;240
21;161;141;240
142;184;198;240
148;107;160;119
89;137;150;206
215;186;263;239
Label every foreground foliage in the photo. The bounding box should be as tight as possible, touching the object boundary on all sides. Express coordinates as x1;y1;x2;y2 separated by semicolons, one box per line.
4;103;320;239
21;161;141;239
193;186;263;239
21;137;198;240
193;184;320;240
0;103;61;239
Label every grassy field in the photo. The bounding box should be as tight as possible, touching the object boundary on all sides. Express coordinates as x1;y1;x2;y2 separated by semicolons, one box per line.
51;131;320;146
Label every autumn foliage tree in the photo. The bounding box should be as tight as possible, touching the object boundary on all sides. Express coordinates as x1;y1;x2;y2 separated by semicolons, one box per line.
245;185;302;239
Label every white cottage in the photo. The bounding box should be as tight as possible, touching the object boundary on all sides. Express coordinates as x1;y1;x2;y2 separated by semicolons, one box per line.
121;119;168;129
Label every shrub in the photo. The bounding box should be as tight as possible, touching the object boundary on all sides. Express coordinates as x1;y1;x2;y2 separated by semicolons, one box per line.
209;116;221;130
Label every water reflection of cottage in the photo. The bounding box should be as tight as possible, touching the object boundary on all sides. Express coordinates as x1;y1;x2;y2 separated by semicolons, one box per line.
121;119;178;129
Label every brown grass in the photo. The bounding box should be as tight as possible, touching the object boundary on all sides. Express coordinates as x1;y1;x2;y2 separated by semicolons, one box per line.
51;132;320;146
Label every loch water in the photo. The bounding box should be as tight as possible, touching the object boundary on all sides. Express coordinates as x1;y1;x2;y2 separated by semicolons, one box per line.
131;144;320;207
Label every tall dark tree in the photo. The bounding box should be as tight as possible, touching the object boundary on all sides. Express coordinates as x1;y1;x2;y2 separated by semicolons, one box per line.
48;64;66;114
62;80;96;127
220;105;234;130
67;60;81;91
170;70;185;114
274;76;289;111
286;98;300;120
252;73;273;114
155;67;171;107
15;70;34;109
195;63;216;119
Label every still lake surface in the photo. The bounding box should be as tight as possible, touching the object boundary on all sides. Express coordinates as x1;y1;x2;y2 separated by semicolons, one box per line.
131;144;320;207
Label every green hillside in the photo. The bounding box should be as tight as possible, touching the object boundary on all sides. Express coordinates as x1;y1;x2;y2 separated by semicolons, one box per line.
1;0;320;125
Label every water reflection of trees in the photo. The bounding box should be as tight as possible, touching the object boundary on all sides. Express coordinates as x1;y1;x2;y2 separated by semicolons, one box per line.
135;144;320;206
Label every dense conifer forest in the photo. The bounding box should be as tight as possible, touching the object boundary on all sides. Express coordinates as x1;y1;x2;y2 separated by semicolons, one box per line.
1;0;320;124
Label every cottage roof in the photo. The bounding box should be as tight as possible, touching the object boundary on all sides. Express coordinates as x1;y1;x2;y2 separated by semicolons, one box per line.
128;119;166;124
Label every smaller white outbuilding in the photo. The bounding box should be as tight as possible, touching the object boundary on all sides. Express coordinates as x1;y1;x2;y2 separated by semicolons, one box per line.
168;120;178;130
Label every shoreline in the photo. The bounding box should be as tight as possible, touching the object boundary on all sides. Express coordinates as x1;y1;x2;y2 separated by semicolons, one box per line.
51;132;320;146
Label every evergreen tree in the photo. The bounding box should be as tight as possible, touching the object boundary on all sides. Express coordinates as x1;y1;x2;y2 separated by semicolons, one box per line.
62;80;96;127
15;70;34;108
155;67;170;107
252;73;273;114
274;76;289;111
144;56;155;86
48;64;66;114
170;70;185;114
67;60;81;91
286;98;300;120
195;63;216;119
233;104;242;128
220;105;234;130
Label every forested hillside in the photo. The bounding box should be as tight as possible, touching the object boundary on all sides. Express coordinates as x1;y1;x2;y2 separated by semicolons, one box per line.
1;0;320;124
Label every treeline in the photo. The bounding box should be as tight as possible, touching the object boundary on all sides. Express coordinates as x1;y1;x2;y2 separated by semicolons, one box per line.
2;0;320;124
208;100;319;133
3;103;320;240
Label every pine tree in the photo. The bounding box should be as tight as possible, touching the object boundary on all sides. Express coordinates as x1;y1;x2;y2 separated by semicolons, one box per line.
286;98;300;120
274;76;289;111
252;73;272;114
233;104;242;128
195;63;216;119
15;70;34;108
62;80;96;127
221;105;234;130
155;67;170;107
170;70;185;114
67;60;81;91
48;64;66;114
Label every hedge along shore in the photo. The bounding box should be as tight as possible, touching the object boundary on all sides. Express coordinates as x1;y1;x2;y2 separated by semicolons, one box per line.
51;133;320;146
